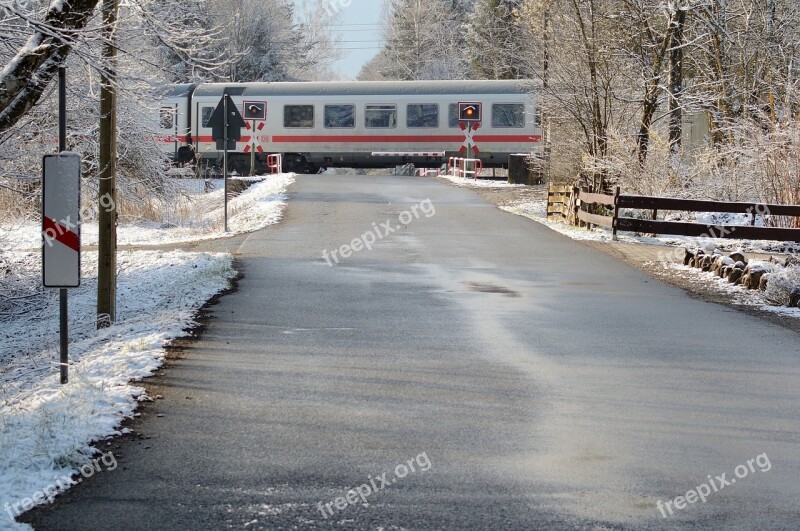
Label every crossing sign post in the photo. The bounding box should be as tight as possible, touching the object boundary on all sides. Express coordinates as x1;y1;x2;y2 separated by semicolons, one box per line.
42;150;81;385
208;94;245;231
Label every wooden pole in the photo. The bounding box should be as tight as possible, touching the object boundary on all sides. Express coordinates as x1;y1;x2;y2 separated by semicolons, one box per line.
97;0;118;328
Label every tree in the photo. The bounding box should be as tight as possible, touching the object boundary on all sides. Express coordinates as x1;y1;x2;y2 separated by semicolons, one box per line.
467;0;527;79
0;0;98;134
371;0;469;80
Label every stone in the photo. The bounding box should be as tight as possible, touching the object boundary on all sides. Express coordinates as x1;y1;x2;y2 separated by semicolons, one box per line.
759;274;770;291
729;251;746;263
728;268;744;284
745;268;768;290
790;288;800;308
722;265;732;278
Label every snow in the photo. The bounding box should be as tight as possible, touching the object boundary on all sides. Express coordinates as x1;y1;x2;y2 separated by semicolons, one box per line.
502;201;800;314
438;173;525;188
0;175;296;528
657;262;800;317
2;173;296;252
502;200;800;254
0;251;235;529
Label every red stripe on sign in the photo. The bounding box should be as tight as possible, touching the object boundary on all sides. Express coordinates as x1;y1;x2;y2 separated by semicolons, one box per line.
43;217;79;252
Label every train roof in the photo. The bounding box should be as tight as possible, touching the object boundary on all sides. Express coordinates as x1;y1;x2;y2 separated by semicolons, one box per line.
191;80;537;98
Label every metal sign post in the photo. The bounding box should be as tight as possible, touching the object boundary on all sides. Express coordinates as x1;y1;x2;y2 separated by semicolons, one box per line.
42;68;81;385
43;156;81;384
208;91;245;232
223;94;229;232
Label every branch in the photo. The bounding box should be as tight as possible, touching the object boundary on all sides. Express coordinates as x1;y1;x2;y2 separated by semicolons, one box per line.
0;0;99;134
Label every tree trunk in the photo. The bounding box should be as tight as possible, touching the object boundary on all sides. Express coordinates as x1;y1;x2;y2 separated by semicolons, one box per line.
668;8;686;155
0;0;99;134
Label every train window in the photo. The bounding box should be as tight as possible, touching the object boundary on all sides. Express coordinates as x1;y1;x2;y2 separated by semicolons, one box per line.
201;106;214;128
324;104;355;128
448;104;459;128
492;103;525;128
407;104;438;128
284;105;314;128
365;105;397;128
160;107;176;130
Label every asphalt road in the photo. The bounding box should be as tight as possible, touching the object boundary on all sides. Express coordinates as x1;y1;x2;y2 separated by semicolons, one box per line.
24;173;800;530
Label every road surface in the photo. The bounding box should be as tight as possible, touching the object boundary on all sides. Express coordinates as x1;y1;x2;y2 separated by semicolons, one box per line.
25;173;800;529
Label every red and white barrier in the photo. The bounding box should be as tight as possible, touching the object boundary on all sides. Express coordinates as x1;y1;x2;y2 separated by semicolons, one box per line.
267;154;282;175
447;157;483;180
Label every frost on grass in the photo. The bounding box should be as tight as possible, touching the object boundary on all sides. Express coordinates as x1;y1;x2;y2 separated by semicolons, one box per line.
0;250;235;528
1;173;296;252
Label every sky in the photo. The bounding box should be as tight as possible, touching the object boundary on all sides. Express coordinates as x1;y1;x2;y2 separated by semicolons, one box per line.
297;0;384;80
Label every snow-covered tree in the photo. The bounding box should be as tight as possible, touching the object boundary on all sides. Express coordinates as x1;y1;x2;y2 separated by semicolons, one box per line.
363;0;469;81
466;0;527;79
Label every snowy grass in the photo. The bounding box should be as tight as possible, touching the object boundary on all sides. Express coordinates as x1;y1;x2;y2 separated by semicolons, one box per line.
0;171;298;528
0;250;236;529
1;173;296;252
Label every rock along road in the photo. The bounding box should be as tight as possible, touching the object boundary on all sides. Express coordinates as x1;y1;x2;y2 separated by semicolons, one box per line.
25;173;800;530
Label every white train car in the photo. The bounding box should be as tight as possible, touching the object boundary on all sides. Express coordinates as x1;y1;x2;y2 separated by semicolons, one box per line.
158;80;541;174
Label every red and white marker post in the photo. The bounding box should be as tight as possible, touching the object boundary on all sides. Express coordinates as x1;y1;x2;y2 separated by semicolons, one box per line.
42;151;81;384
244;121;268;175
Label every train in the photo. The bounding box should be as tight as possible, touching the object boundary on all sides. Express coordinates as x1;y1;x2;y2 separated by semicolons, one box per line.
157;80;541;174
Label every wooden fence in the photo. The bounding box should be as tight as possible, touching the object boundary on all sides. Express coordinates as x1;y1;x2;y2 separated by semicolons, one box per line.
546;184;800;242
546;184;573;222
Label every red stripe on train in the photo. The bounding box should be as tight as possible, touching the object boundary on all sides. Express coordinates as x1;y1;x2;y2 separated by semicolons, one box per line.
183;134;541;144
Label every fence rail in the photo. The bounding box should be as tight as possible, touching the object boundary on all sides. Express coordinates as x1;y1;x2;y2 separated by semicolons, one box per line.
545;184;800;243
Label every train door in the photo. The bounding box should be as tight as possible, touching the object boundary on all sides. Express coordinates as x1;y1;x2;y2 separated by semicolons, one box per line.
158;103;179;160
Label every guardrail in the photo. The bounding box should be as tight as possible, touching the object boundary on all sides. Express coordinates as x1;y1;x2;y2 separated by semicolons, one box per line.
267;154;282;175
546;184;800;242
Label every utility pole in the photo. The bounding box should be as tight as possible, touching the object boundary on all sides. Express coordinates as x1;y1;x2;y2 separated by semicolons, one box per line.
97;0;118;328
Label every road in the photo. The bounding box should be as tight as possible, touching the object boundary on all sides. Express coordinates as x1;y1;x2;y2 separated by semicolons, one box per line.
25;173;800;530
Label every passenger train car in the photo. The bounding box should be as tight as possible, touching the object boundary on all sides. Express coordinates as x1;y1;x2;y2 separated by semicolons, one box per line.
158;80;541;174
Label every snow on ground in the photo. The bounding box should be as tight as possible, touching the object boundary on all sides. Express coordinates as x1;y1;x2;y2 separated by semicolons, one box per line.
0;250;236;529
2;173;296;252
502;200;800;256
502;200;800;314
438;173;525;188
655;261;800;318
0;174;297;528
